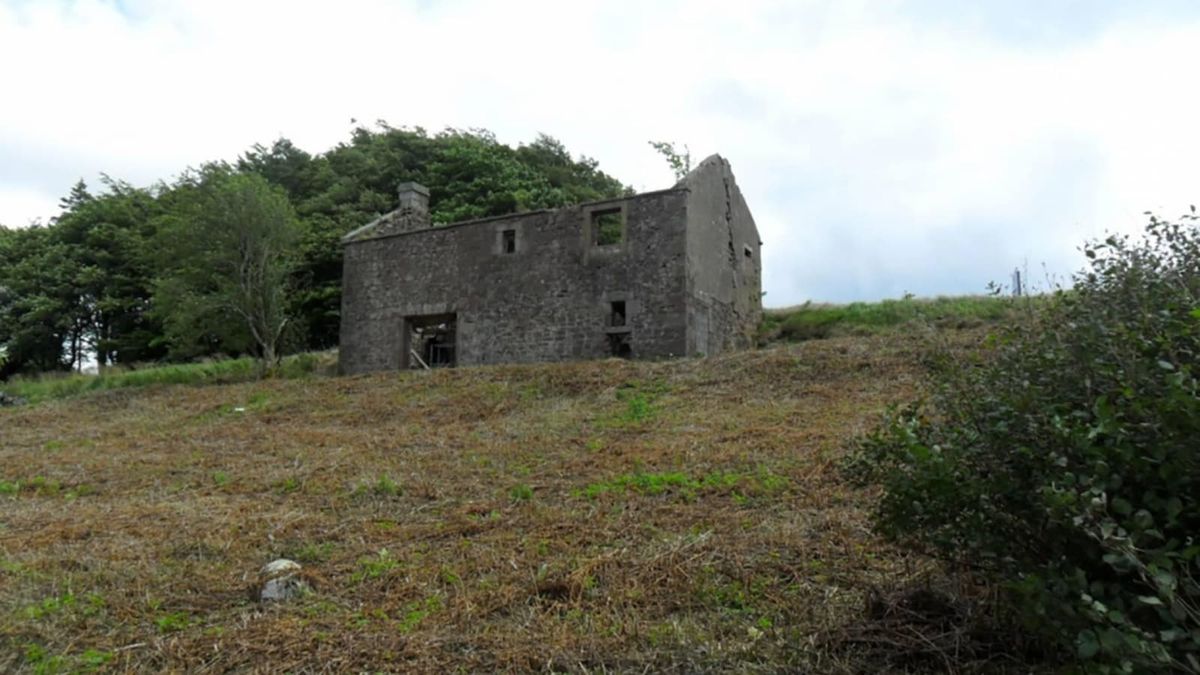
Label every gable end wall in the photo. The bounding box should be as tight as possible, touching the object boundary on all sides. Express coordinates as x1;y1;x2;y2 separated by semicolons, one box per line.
683;157;763;356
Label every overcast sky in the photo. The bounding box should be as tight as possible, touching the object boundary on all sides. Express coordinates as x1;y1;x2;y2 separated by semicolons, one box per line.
3;0;1199;306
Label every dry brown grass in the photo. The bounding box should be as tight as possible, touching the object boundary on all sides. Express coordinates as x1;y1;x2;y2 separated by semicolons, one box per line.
1;334;999;673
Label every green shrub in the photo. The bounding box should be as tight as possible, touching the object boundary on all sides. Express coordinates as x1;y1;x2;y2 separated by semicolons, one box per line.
154;611;191;633
352;548;400;583
350;474;402;499
851;214;1200;672
374;474;401;496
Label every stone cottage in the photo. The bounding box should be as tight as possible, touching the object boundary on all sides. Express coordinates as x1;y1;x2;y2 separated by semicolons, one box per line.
338;154;762;374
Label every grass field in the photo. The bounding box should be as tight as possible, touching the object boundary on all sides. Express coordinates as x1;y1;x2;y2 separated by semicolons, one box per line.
0;351;336;404
761;295;1021;343
0;328;1027;672
0;296;1020;408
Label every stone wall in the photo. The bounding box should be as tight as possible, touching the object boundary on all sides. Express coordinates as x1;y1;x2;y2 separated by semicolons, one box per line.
338;155;762;375
340;189;691;374
684;156;763;355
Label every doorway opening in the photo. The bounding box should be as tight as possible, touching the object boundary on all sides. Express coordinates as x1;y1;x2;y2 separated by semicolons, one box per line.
403;313;457;369
607;332;632;359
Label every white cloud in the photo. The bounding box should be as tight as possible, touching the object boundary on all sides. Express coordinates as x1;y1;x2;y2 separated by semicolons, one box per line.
2;0;1199;303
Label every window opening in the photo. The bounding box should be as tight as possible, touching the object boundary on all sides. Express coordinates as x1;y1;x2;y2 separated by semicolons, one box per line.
609;300;626;327
502;229;516;254
591;208;623;246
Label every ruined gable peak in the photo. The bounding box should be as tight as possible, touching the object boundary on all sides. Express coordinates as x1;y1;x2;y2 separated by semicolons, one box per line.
678;154;729;186
341;180;432;243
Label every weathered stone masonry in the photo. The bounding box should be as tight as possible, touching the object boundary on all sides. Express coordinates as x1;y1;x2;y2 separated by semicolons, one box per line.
338;154;762;374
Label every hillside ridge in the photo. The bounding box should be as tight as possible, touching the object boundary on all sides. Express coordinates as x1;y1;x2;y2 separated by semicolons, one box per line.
1;335;962;672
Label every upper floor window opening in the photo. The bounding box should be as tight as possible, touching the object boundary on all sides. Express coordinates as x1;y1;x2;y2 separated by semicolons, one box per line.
591;208;624;246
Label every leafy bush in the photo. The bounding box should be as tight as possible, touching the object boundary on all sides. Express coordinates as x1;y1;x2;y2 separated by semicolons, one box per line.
851;214;1200;672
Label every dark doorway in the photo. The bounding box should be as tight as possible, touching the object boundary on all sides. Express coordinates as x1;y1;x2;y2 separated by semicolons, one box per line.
607;332;632;359
403;313;457;369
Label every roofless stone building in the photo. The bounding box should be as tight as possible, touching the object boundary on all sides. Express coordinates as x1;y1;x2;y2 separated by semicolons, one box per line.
338;155;762;374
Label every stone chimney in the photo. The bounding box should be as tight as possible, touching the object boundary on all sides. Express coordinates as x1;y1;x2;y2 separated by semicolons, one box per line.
391;181;431;234
339;181;433;242
398;182;430;214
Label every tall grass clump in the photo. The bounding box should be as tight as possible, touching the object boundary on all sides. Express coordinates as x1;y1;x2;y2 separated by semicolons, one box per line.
851;213;1200;672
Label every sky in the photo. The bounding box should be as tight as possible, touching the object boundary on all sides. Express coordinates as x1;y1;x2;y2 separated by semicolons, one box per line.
3;0;1200;307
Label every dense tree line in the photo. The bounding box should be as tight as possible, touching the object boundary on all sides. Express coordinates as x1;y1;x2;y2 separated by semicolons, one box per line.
0;126;627;378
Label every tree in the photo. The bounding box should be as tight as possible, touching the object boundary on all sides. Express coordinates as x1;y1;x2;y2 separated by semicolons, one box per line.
237;139;321;201
59;179;93;212
154;168;304;369
0;225;75;377
648;140;692;182
50;177;165;368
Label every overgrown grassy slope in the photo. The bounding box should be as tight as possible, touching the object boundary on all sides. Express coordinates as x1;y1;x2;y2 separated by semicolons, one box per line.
0;351;337;404
762;295;1018;342
1;335;970;672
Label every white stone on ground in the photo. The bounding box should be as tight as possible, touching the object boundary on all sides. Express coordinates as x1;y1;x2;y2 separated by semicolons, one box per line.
258;558;310;602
